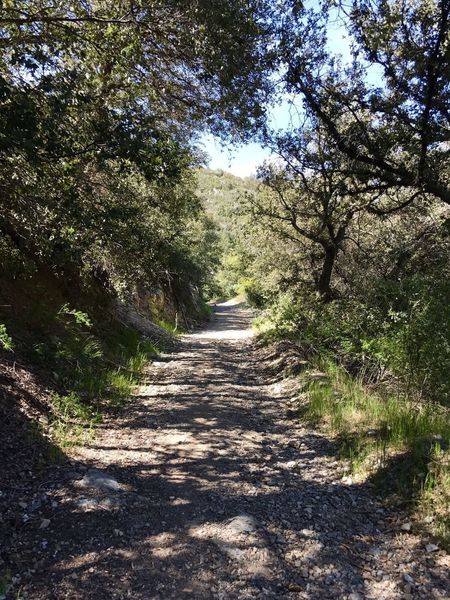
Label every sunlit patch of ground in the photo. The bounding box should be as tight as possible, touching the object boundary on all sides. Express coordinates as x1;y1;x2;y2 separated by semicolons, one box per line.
188;302;254;341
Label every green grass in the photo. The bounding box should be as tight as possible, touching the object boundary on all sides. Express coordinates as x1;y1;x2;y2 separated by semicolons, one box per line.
21;304;164;452
0;322;13;350
154;317;182;335
47;392;99;450
300;360;450;548
45;325;160;443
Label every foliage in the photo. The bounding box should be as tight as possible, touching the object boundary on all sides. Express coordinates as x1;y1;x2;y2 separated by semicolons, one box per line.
256;269;450;405
0;1;276;326
255;123;378;299
9;298;162;449
277;0;450;207
237;277;267;308
50;391;98;423
360;277;450;402
28;301;159;413
195;168;260;299
300;361;450;547
154;318;181;335
0;323;13;351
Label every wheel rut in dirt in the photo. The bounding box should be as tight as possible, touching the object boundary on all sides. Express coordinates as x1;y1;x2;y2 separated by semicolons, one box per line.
15;304;449;599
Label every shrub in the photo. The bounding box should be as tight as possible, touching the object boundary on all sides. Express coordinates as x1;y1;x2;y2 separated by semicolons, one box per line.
0;324;13;351
257;274;450;404
238;277;267;308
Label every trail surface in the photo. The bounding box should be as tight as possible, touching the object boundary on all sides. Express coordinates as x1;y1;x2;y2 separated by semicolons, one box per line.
17;305;448;599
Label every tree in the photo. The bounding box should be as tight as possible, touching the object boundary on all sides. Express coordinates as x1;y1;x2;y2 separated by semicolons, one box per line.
278;0;450;208
0;0;276;299
252;124;378;300
0;0;275;144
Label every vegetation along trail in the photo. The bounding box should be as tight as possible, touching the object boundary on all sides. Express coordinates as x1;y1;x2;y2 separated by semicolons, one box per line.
13;303;448;600
1;1;449;597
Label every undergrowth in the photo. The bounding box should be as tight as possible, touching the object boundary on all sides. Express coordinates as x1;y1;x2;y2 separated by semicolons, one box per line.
19;303;162;451
300;360;450;548
0;323;13;351
154;317;182;335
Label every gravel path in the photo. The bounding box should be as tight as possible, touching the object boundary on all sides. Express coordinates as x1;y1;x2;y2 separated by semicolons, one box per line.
15;304;449;599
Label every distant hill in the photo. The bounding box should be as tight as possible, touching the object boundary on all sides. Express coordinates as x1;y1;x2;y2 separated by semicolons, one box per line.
195;168;257;231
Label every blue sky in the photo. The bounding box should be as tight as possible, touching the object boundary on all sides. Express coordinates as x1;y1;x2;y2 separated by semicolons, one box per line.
200;5;352;178
200;99;300;178
200;136;270;179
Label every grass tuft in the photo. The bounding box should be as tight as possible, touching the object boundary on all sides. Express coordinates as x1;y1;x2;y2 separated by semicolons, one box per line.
21;304;164;453
154;318;181;335
300;360;450;548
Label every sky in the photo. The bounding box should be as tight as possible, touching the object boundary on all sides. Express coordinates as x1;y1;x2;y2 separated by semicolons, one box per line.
200;99;301;178
200;136;270;179
200;5;353;179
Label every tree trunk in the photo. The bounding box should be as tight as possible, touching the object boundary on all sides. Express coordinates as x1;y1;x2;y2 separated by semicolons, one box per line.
317;245;337;300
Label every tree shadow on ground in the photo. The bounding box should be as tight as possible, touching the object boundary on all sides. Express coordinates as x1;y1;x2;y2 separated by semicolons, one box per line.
0;357;71;593
5;313;449;600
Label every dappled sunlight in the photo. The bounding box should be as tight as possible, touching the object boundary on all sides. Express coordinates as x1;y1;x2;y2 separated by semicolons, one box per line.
14;305;448;599
187;304;254;341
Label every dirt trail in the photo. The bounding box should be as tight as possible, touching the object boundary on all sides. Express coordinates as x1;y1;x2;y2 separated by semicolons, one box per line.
15;304;449;599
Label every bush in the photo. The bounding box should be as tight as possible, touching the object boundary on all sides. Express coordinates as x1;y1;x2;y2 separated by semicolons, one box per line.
257;274;450;404
254;293;306;339
238;277;267;308
26;303;160;413
0;324;13;351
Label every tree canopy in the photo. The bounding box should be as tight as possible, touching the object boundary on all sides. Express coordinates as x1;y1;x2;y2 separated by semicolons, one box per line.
0;0;276;300
276;0;450;208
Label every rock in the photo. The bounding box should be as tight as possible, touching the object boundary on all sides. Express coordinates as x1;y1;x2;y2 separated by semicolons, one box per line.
403;573;414;585
225;515;258;535
76;498;99;510
276;535;288;545
220;544;246;561
348;592;362;600
425;543;439;553
80;469;121;492
300;567;309;578
401;522;412;532
39;518;51;529
101;497;123;509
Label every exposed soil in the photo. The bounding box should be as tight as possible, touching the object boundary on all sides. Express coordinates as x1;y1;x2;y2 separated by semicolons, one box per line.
2;304;449;599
